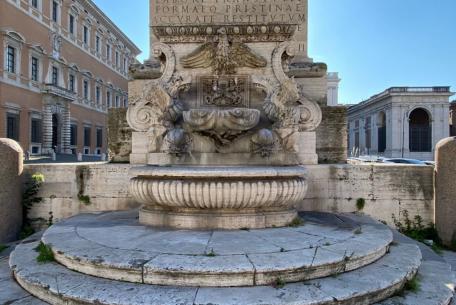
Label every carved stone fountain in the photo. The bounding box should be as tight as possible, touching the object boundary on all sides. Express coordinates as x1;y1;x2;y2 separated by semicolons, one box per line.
127;4;325;229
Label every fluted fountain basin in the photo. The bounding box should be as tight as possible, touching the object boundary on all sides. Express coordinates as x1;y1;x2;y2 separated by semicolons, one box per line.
130;166;308;229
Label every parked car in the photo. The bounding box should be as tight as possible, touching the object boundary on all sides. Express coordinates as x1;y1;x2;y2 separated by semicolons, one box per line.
382;158;429;165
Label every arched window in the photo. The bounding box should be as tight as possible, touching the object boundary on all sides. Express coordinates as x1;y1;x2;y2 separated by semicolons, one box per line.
377;112;386;153
409;108;431;152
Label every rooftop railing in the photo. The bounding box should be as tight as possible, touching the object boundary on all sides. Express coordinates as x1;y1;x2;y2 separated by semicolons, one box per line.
387;86;450;93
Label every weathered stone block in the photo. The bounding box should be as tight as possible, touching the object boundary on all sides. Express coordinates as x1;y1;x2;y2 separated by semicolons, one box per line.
434;137;456;247
0;138;23;243
108;108;132;163
317;106;348;163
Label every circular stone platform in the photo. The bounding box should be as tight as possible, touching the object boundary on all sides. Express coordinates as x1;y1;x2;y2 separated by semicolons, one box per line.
42;210;393;287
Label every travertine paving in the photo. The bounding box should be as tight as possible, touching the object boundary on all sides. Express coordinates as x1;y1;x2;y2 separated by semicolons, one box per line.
42;210;392;287
3;211;455;305
10;241;420;305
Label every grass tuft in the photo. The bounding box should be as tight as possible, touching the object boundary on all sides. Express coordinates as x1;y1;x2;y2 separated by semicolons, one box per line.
404;276;421;293
78;194;91;205
35;242;55;263
272;278;286;289
289;217;304;228
356;198;366;211
0;244;7;253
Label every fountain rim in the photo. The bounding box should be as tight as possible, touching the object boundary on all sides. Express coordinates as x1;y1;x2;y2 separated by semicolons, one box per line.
129;165;307;179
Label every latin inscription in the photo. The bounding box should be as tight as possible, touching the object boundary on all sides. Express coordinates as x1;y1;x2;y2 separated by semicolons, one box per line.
152;0;306;26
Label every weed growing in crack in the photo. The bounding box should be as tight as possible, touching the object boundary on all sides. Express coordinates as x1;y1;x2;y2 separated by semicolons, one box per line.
206;248;216;257
272;278;286;289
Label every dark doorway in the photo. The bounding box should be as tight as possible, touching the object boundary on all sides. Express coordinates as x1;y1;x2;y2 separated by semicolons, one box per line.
52;114;59;151
377;112;386;153
409;108;431;152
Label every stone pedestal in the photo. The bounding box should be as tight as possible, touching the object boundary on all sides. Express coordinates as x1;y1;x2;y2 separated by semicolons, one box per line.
435;137;456;247
0;138;23;243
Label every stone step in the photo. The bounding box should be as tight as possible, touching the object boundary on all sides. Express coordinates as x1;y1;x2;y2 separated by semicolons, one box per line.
41;211;392;287
376;260;455;305
10;240;421;305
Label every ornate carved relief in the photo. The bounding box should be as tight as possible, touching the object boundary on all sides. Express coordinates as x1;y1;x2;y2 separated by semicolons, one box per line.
181;28;267;75
198;75;249;108
153;24;297;44
164;128;192;156
183;108;260;147
251;129;279;158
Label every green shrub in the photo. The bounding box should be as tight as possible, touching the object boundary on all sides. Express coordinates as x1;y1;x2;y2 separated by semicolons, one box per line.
392;210;442;253
21;173;45;239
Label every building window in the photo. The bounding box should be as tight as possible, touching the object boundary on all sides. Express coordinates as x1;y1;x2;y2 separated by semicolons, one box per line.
6;113;20;141
84;126;91;147
31;57;39;81
69;74;75;92
123;58;127;72
31;0;38;9
96;86;101;104
96;128;103;148
31;118;42;143
83;26;89;45
124;98;128;108
70;124;78;146
69;14;75;35
107;91;111;107
115;51;119;67
7;46;16;73
115;95;120;108
52;1;58;23
409;108;432;152
106;44;111;61
83;80;89;100
51;66;59;85
96;36;100;53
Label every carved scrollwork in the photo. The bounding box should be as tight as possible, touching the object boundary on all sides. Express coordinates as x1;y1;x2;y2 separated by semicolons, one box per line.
152;42;176;84
127;84;174;132
272;41;296;85
261;42;322;132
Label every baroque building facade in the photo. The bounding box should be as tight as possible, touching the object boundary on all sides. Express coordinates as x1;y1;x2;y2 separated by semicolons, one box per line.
0;0;140;155
347;87;453;161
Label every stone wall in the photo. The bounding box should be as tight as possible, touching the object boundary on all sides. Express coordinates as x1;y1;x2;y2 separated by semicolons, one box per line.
316;106;348;163
0;139;23;243
299;164;434;226
23;163;139;229
24;163;434;228
107;108;132;163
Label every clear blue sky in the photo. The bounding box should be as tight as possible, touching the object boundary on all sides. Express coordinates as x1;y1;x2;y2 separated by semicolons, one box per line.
94;0;456;104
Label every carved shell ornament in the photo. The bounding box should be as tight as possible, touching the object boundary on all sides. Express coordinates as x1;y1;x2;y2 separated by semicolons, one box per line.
180;27;267;75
